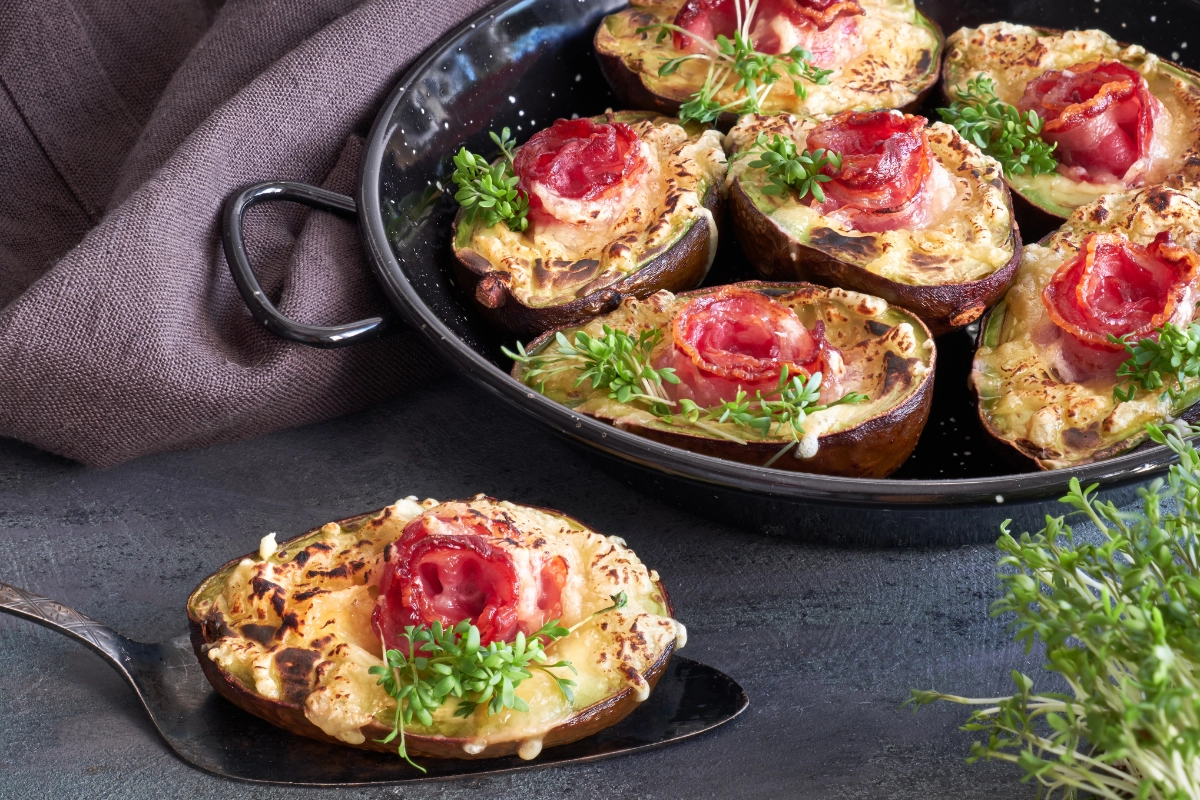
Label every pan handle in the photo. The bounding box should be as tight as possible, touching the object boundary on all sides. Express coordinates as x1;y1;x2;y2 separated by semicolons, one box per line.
221;181;392;348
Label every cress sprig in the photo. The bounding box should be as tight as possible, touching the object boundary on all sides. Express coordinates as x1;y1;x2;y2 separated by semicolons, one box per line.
1110;321;1200;403
907;421;1200;799
748;133;842;203
676;367;868;465
370;591;629;771
504;326;680;412
938;75;1058;178
637;0;833;125
451;127;529;233
506;327;869;462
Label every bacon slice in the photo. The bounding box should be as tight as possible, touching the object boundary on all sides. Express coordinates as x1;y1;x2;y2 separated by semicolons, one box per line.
1018;61;1164;184
805;110;953;233
657;287;837;408
1042;231;1199;376
372;506;568;653
513;118;648;228
673;0;862;65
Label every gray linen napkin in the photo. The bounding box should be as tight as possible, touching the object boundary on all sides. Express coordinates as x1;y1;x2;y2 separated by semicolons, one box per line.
0;0;495;467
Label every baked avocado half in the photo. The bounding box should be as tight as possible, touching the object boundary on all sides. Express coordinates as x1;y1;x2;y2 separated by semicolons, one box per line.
971;182;1200;470
187;496;682;760
594;0;943;126
511;282;935;478
726;113;1022;336
943;23;1200;221
452;111;725;337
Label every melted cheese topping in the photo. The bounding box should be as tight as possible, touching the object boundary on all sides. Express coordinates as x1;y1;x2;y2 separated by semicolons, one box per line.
945;23;1200;214
523;287;933;456
972;183;1200;468
728;115;1016;285
597;0;941;119
194;496;679;752
460;114;726;308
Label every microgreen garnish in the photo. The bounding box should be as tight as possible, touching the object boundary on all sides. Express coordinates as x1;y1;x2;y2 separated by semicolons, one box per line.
1110;320;1200;403
370;592;629;770
451;127;529;233
504;327;680;412
748;133;842;203
507;327;868;462
907;420;1200;799
676;367;868;464
636;1;833;125
938;75;1058;178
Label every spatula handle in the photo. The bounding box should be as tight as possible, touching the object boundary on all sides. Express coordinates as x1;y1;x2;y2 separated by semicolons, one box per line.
0;582;129;667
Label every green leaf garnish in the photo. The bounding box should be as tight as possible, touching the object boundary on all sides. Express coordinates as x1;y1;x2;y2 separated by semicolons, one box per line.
370;594;630;769
451;127;529;233
747;133;841;203
938;75;1058;178
907;420;1200;798
1110;320;1200;403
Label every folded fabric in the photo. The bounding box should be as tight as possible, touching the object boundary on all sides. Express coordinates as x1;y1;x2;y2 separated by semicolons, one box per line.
0;0;494;467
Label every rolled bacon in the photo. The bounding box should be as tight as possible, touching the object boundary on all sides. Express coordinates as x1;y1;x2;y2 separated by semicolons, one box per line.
1042;231;1199;377
805;110;953;233
373;505;569;653
513;117;648;228
658;287;837;408
1018;61;1163;184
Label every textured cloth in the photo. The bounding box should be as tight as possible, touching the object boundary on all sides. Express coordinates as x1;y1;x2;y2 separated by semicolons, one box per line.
0;0;493;467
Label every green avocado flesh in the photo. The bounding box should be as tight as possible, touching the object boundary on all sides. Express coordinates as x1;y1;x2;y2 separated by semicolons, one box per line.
514;286;933;447
971;184;1200;469
597;0;942;119
454;111;723;310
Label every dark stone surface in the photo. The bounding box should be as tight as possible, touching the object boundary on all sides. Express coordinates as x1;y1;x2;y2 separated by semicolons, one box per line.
0;374;1064;798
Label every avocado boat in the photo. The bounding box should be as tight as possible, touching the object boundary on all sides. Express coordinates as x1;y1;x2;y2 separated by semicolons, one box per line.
188;495;682;760
943;23;1200;223
452;111;725;338
510;282;935;478
726;111;1022;336
594;0;943;128
971;181;1200;470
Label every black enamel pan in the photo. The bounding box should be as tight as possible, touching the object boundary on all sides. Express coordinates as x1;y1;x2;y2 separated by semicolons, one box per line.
222;0;1200;546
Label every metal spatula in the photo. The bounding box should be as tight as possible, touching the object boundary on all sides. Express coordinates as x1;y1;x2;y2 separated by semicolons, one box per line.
0;582;748;786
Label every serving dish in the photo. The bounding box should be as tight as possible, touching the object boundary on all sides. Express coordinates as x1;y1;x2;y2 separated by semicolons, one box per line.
222;0;1200;545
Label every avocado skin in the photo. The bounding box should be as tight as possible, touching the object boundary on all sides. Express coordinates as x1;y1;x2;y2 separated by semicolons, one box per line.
187;506;676;759
728;179;1023;337
517;281;936;479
